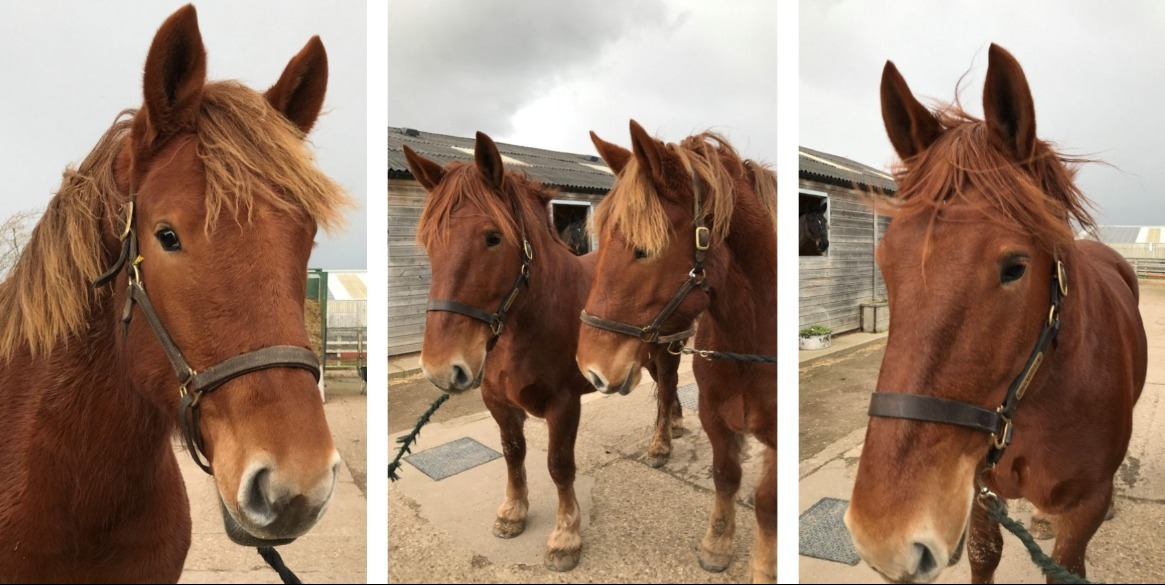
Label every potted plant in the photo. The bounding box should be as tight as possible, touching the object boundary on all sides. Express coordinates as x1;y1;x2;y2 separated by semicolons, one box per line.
800;324;833;350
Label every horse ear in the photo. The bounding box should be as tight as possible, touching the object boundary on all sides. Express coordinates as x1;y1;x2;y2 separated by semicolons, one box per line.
817;199;828;214
403;145;446;192
590;131;631;174
983;43;1037;161
474;131;506;189
880;61;942;160
266;36;329;134
629;119;666;181
138;4;206;147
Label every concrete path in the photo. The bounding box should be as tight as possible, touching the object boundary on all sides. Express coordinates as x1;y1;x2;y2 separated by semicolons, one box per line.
180;375;367;583
798;280;1165;583
388;355;772;583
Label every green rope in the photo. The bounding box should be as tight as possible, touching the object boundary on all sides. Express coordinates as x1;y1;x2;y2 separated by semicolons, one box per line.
388;393;450;481
983;496;1093;584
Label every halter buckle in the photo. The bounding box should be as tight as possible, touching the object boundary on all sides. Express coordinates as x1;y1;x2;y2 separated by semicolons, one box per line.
991;409;1013;450
490;321;503;336
1056;260;1068;297
1047;304;1057;327
130;256;143;285
695;226;710;251
523;239;535;261
639;327;659;343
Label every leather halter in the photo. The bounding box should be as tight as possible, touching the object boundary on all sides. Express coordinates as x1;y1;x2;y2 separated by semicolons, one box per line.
579;171;709;345
425;237;533;352
867;260;1067;468
93;199;322;475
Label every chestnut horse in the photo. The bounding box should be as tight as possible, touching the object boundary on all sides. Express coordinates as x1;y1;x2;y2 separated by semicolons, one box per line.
846;44;1147;583
580;121;777;583
0;6;349;582
403;132;683;571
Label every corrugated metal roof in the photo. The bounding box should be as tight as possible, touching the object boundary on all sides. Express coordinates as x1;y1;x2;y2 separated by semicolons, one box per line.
799;146;897;194
388;127;614;193
1086;225;1165;244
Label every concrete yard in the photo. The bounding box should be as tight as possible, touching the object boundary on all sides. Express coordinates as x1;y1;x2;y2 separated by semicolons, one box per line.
799;280;1165;583
388;354;773;583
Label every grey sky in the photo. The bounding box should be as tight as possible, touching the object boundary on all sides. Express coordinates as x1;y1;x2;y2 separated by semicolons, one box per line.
388;0;778;164
801;0;1165;226
0;0;366;270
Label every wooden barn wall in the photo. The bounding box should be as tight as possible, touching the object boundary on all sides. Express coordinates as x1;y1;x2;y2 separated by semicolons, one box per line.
388;178;428;356
388;177;604;356
798;178;891;334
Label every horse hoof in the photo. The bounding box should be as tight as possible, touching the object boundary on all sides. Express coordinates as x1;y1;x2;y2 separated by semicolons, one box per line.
699;549;733;573
545;547;581;571
646;452;669;468
492;518;526;538
1029;515;1054;541
1105;502;1116;521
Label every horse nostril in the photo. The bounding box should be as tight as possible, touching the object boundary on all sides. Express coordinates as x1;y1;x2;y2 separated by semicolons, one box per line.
912;541;938;578
588;370;607;391
241;467;276;527
451;364;471;388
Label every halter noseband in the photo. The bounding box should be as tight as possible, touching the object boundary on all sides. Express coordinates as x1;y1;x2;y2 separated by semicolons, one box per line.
579;170;708;346
94;198;322;475
867;259;1067;468
425;236;533;352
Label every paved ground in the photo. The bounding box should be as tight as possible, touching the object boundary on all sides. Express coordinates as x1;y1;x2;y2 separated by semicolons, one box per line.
388;355;773;583
180;371;367;583
799;280;1165;583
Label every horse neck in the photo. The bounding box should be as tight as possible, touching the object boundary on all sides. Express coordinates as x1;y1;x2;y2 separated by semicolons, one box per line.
702;193;777;350
0;290;174;502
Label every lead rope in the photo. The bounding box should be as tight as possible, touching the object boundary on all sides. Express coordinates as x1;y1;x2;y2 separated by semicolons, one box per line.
258;546;304;584
976;476;1092;583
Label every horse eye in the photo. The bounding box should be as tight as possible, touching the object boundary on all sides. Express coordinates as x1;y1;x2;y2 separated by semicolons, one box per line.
1001;262;1026;284
485;232;502;247
634;248;649;259
155;228;181;252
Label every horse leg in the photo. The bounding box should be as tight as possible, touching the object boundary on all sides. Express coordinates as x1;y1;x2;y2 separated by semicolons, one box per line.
699;409;743;572
544;395;583;571
646;352;682;467
1048;488;1111;583
485;400;529;538
968;491;1003;584
749;445;777;583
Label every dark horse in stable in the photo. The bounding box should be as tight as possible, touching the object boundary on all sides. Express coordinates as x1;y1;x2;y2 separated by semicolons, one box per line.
0;6;349;582
404;133;683;571
799;198;829;255
580;121;777;583
846;44;1146;583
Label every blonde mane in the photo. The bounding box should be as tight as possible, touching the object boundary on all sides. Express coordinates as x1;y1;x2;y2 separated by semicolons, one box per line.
0;81;351;358
593;132;775;256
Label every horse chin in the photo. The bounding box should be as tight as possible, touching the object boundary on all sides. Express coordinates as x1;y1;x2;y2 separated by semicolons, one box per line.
219;501;298;547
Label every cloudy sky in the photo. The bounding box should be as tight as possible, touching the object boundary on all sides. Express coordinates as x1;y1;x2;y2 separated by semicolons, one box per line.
0;0;366;270
802;0;1165;226
388;0;778;164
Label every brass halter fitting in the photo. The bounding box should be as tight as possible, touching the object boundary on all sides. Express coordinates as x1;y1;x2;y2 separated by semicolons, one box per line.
694;226;710;251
